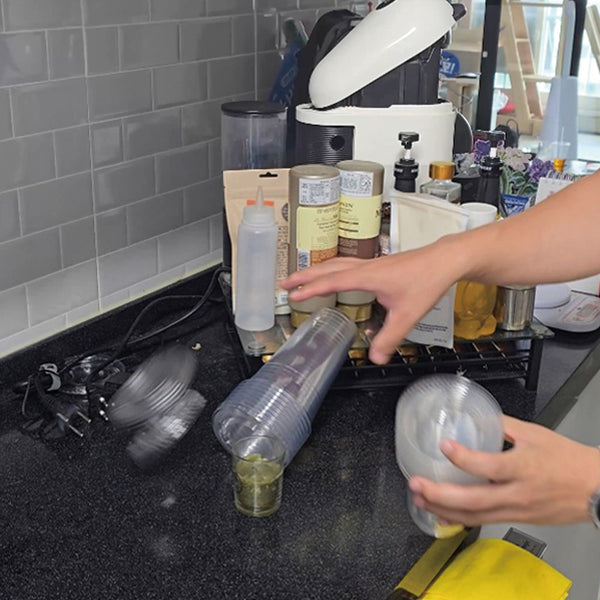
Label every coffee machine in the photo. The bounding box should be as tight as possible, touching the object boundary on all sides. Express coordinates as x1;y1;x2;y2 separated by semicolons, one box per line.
295;0;467;193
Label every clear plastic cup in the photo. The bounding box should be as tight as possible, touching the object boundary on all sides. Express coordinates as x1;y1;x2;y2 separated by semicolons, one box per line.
213;380;312;465
213;308;356;464
395;374;504;537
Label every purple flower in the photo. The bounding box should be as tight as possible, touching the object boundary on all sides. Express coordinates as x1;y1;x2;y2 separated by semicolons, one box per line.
527;158;554;183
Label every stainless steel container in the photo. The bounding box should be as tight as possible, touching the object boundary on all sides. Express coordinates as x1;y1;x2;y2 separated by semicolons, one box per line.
493;285;536;331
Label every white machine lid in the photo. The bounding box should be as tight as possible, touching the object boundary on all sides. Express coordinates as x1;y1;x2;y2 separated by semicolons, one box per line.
309;0;457;108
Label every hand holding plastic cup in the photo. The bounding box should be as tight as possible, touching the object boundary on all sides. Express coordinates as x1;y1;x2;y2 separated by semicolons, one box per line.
395;374;504;538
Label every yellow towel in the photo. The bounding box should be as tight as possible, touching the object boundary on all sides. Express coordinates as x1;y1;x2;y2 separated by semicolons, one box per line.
422;538;572;600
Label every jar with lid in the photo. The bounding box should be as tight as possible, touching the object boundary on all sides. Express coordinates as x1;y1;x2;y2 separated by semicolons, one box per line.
420;161;461;204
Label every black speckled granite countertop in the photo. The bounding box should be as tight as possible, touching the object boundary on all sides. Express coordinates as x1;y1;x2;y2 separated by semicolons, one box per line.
1;269;599;600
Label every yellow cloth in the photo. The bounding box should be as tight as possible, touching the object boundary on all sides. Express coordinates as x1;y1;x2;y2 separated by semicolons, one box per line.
422;538;572;600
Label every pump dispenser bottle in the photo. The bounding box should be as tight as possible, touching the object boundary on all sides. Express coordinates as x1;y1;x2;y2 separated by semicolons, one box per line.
381;132;420;255
234;186;278;332
475;130;505;208
394;132;420;193
454;203;499;339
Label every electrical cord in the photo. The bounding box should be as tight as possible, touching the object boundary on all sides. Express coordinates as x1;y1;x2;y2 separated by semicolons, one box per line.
58;266;227;379
82;266;227;396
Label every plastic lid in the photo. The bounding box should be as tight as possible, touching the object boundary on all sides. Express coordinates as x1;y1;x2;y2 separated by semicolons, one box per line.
308;0;456;108
243;186;276;226
221;101;286;116
429;161;455;180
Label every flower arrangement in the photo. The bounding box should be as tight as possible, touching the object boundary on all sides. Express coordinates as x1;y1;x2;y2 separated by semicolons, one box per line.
498;147;554;198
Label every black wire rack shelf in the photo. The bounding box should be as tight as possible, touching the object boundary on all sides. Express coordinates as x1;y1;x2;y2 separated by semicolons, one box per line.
220;274;553;392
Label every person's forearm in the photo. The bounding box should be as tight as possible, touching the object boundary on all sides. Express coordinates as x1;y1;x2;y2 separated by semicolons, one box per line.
440;170;600;286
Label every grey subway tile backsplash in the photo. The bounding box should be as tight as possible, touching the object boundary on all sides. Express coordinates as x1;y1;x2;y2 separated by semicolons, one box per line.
155;144;209;193
150;0;207;20
0;91;13;141
0;134;55;193
153;62;208;109
232;15;256;55
206;0;254;16
0;0;312;356
60;216;96;268
85;27;119;75
54;126;92;177
3;0;82;31
210;213;224;252
83;0;149;26
91;120;123;168
20;173;93;235
183;178;223;224
96;208;128;255
123;109;182;160
208;55;255;99
94;157;155;211
180;19;232;62
0;32;48;86
88;71;152;121
47;29;85;79
0;286;28;339
158;219;211;272
11;78;88;137
98;239;158;296
27;260;98;326
0;228;61;291
182;100;221;145
0;191;21;243
120;23;180;70
209;139;222;179
127;191;185;245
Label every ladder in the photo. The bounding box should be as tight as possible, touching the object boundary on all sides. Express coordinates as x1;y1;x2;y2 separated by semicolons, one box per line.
499;0;545;134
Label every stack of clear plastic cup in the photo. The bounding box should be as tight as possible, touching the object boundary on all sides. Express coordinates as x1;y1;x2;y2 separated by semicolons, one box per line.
213;308;357;465
395;374;504;538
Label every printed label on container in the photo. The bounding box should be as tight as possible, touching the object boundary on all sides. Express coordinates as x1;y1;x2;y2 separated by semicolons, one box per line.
296;204;339;270
338;194;382;240
299;176;340;206
340;170;374;198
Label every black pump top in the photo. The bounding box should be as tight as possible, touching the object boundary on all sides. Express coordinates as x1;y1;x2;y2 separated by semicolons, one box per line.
399;132;420;150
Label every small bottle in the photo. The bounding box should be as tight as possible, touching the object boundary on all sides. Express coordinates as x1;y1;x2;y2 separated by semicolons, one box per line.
288;165;341;328
475;130;505;208
381;132;420;256
420;161;461;203
235;186;278;332
454;203;499;339
553;158;566;173
337;160;384;322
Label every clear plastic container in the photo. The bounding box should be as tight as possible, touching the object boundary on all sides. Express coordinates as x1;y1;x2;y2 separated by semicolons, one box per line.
395;374;504;537
213;308;357;465
221;101;287;171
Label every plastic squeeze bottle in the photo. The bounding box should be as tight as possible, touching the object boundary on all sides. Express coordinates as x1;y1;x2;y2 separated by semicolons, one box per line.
235;186;278;332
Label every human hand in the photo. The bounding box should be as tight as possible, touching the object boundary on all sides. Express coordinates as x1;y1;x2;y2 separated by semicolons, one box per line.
409;416;600;526
282;243;460;364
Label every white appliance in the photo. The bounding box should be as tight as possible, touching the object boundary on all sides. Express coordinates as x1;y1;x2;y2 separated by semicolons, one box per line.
295;0;467;192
